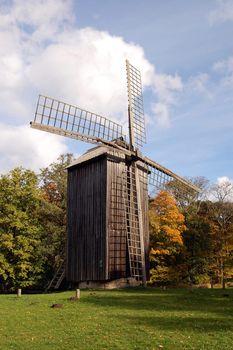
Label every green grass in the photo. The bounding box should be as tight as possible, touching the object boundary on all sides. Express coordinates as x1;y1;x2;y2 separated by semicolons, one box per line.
0;288;232;350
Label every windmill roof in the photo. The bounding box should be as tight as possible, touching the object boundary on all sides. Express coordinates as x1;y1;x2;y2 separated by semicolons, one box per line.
67;145;126;169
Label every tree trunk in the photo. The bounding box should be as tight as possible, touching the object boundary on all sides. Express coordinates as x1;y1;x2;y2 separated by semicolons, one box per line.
220;257;225;289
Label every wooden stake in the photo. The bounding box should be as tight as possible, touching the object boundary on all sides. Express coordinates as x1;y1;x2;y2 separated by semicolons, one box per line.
17;288;22;297
75;289;80;299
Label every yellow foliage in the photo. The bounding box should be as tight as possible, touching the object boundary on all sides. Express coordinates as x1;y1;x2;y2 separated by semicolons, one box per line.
150;248;170;256
149;191;186;251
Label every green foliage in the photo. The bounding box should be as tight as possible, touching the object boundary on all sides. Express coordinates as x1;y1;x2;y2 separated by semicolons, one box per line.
39;153;74;209
182;206;213;284
0;155;232;291
207;201;233;287
0;168;43;290
0;154;74;291
37;154;74;282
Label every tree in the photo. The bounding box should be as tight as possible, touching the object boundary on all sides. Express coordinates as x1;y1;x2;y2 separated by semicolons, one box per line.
149;191;186;285
206;179;233;288
207;202;233;288
0;168;43;291
211;180;233;202
182;201;213;285
37;154;74;281
0;154;75;291
166;176;209;210
39;153;74;209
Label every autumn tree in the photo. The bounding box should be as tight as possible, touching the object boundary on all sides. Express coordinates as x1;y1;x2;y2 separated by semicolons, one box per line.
182;179;233;288
37;154;74;282
0;168;43;291
208;202;233;288
39;153;74;208
182;201;213;285
149;191;186;285
207;180;233;288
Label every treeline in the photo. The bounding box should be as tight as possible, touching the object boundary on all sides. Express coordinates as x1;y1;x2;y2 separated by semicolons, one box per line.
0;154;74;292
0;154;232;291
149;181;233;288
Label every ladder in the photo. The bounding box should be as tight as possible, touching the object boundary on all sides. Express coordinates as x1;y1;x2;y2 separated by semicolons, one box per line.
45;260;66;292
123;165;146;284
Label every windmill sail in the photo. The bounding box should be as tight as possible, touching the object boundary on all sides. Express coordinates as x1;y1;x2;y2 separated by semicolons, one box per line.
31;95;124;146
125;60;147;284
125;165;146;283
126;60;146;148
110;165;147;284
143;155;201;193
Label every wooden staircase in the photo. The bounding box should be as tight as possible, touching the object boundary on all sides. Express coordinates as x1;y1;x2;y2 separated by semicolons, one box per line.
45;260;66;292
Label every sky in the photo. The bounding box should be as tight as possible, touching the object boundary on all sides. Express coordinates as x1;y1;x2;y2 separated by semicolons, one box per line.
0;0;232;185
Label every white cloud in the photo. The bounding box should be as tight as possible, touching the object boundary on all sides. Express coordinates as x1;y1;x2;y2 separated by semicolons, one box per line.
0;0;73;42
0;123;68;173
152;73;183;104
213;57;233;72
217;176;233;185
186;73;213;99
0;0;74;119
212;56;233;85
209;0;233;24
0;0;183;172
151;103;170;128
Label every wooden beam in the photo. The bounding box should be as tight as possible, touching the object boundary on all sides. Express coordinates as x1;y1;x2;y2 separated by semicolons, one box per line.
135;164;147;286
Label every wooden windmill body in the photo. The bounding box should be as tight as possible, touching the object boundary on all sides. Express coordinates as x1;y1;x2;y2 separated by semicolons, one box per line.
30;60;200;288
66;146;149;287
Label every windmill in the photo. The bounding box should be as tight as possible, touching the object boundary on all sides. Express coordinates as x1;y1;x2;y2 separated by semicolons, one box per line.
30;60;200;289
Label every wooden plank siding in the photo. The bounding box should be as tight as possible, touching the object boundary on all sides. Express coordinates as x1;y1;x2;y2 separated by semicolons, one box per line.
66;155;107;282
106;153;128;280
66;147;149;283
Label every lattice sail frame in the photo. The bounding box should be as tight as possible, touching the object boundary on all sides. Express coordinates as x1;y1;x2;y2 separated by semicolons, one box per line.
109;178;128;279
145;158;200;197
110;167;146;283
31;95;124;145
126;60;146;148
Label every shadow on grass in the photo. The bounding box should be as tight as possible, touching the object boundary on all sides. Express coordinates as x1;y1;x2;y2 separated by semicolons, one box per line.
73;288;233;334
79;288;233;322
113;314;233;333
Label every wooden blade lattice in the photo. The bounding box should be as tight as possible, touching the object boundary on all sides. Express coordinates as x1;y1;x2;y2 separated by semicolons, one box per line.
144;157;200;196
124;165;146;282
148;165;173;191
126;60;146;148
31;95;124;145
109;178;128;279
110;165;146;283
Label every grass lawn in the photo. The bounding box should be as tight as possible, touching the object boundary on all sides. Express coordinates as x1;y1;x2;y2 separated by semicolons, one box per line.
0;288;232;350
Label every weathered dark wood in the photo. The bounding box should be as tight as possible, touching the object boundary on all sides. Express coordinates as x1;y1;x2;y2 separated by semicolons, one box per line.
66;146;149;283
66;154;107;282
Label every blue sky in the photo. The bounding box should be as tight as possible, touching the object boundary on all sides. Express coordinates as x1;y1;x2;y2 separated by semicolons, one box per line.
0;0;232;185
